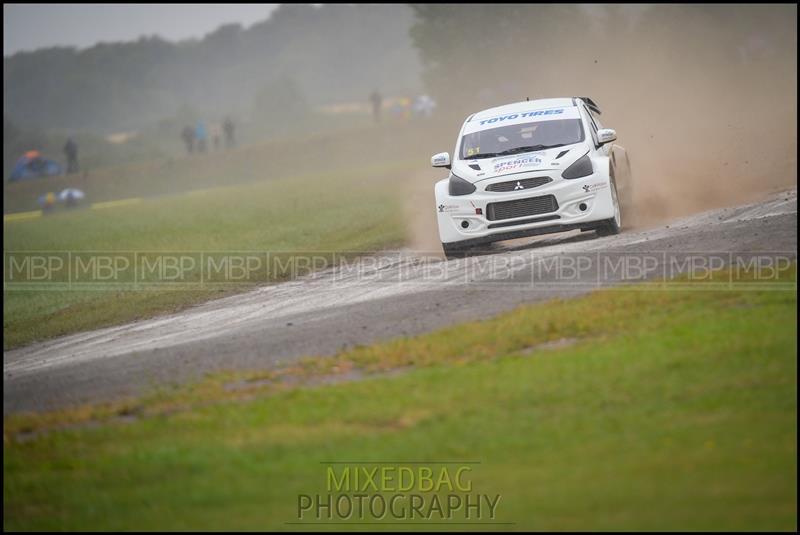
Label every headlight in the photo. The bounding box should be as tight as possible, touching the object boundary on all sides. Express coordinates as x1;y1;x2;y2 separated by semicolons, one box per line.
562;153;593;179
448;173;476;196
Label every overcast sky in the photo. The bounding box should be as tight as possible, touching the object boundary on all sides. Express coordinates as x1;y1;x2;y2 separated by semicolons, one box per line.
3;4;280;56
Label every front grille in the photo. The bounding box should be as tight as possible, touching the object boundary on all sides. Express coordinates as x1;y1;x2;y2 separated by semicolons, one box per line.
485;176;552;192
486;194;559;221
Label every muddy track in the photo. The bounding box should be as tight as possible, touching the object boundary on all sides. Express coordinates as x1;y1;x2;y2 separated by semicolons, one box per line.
4;190;797;413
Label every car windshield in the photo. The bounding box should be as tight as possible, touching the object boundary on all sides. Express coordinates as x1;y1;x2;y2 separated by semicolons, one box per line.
460;119;585;159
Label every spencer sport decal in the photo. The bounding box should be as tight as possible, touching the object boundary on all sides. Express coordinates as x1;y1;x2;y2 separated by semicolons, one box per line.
492;153;545;174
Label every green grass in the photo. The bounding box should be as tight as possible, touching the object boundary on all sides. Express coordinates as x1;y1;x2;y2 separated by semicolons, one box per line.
3;162;411;349
3;120;446;214
4;267;796;531
3;116;455;349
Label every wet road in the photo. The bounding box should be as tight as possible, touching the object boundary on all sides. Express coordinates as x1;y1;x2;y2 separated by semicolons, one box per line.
4;190;796;413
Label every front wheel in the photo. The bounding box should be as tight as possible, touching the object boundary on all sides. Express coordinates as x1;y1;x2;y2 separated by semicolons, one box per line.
442;241;471;259
596;179;622;236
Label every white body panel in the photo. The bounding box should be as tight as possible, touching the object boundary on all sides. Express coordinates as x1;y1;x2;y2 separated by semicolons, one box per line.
433;97;627;247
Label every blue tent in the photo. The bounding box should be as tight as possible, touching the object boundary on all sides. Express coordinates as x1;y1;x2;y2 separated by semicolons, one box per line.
9;151;63;182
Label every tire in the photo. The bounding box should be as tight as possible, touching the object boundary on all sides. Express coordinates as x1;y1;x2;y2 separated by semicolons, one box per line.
441;241;471;259
596;177;622;236
616;151;633;222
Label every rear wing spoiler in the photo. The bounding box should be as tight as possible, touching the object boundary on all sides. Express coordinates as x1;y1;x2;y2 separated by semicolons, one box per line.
574;96;601;115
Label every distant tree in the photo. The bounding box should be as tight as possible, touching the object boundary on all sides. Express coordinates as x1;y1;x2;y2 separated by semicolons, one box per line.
252;77;309;136
408;4;593;110
3;4;423;133
633;4;796;71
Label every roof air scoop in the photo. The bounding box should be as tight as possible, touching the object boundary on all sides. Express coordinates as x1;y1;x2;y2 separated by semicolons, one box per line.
577;97;602;115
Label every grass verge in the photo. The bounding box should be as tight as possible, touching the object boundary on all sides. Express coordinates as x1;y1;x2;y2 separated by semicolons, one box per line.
4;266;796;530
3;162;411;349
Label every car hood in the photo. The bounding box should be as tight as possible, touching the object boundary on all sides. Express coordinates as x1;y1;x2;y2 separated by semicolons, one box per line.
452;143;588;183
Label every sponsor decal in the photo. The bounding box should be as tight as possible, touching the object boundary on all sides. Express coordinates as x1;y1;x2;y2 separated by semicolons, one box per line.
493;153;544;174
433;155;448;165
478;108;564;126
438;203;459;213
582;182;608;193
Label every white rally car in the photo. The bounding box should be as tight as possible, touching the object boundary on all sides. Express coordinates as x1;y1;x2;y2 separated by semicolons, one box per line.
432;97;631;257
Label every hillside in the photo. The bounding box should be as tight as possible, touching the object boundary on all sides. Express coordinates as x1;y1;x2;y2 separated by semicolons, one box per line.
3;4;422;133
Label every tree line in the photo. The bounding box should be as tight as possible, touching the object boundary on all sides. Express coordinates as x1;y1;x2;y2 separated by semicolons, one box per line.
4;4;422;133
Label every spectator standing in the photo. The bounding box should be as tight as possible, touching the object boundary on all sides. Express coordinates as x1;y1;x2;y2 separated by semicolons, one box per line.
181;125;195;154
211;123;221;151
63;137;79;174
223;117;236;149
195;121;208;153
369;90;383;123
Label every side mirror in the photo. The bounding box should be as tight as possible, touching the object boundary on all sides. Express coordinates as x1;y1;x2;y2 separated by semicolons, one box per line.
431;152;451;169
597;128;617;145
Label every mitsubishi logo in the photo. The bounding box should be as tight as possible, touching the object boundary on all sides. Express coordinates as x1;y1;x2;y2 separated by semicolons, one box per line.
514;181;524;190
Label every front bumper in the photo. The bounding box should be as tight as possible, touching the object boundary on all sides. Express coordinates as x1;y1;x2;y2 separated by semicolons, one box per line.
435;172;615;245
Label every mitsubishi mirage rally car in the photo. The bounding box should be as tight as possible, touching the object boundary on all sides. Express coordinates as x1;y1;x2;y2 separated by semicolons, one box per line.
432;97;632;258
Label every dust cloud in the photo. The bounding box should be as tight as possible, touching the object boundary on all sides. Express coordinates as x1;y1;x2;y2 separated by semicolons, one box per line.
403;168;446;253
402;4;797;245
5;5;796;248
